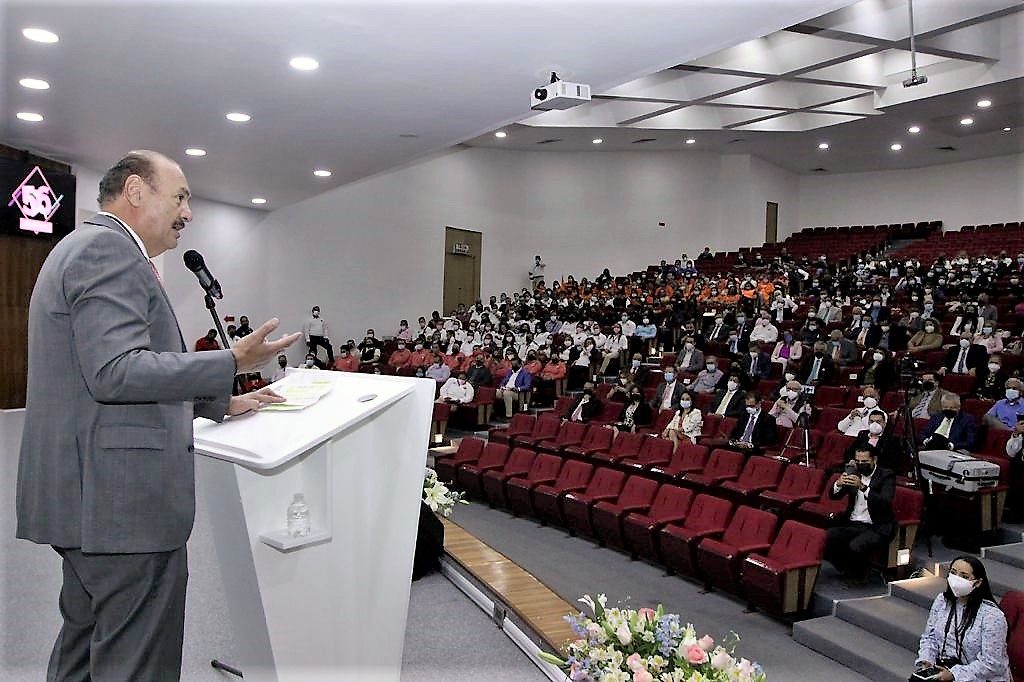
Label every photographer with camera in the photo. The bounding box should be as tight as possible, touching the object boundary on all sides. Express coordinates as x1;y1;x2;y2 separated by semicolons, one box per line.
824;444;895;586
769;379;812;428
914;556;1010;681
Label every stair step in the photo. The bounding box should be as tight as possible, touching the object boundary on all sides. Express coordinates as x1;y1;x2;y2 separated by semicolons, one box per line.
890;576;945;609
981;556;1024;597
793;615;914;682
984;542;1024;570
835;596;928;652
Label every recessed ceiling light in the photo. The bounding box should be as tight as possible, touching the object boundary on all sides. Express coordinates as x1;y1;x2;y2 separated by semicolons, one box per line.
16;112;43;122
890;143;903;151
592;138;603;144
22;27;58;43
960;117;974;126
250;197;267;205
976;99;991;108
184;148;207;157
818;142;829;150
908;125;921;134
685;138;696;144
226;112;251;123
289;56;319;71
313;169;332;177
494;131;507;139
1004;127;1012;132
19;78;50;90
399;133;418;138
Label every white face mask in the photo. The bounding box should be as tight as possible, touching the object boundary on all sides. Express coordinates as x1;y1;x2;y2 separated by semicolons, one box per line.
872;353;884;363
728;380;740;391
786;389;799;400
868;422;884;435
947;573;977;598
679;400;692;409
863;396;878;409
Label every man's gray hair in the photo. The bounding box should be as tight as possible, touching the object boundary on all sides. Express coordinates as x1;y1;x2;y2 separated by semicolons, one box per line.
97;150;163;207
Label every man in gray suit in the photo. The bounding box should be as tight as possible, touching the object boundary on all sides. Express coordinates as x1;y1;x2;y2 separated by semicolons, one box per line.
16;150;300;681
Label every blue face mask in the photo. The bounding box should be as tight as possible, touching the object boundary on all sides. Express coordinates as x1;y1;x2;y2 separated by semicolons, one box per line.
663;373;675;383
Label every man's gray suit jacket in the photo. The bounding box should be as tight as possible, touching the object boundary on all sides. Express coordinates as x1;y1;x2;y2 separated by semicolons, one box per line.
17;214;236;554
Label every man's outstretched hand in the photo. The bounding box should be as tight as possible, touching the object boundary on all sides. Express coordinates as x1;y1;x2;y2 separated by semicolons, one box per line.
232;318;301;374
227;386;287;416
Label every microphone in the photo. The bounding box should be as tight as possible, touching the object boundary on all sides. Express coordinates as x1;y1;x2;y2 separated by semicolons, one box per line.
183;249;223;299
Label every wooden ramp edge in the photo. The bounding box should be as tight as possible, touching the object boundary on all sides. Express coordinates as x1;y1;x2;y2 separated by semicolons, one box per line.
441;517;576;653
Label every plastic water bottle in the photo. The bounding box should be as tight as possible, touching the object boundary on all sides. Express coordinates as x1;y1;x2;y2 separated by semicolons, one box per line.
286;493;311;538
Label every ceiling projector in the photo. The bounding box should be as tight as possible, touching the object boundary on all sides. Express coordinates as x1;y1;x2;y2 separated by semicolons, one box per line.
531;75;591;111
903;73;928;88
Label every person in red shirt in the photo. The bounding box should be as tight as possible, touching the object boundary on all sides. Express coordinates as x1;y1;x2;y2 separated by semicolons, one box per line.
444;351;465;371
333;346;360;372
388;343;412;369
408;343;433;368
194;329;220;352
523;351;544;376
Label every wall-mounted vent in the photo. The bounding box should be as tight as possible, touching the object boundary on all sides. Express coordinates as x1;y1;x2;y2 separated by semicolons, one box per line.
632;138;657;144
811;167;829;173
536;138;563;145
728;138;747;144
936;145;957;151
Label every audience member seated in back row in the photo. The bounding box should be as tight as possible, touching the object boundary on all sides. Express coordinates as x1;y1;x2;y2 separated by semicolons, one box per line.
612;388;653;433
919;394;977;452
728;392;776;455
663;392;702;447
194;329;221;352
566;383;601;423
333;345;360;372
437;372;474;407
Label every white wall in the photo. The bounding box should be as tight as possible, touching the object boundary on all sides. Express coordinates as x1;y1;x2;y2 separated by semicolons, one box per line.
796;152;1024;232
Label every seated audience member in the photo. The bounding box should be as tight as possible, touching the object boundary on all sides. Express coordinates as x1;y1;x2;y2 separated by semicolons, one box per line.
194;329;220;352
692;357;724;394
270;354;289;383
649;368;686;412
771;331;803;369
425;355;451;384
388;342;412;370
799;318;826;346
300;353;323;370
974;323;1004;356
409;342;433;368
663;392;703;446
607;369;635;403
333;346;360;372
748;314;779;344
709;375;746;418
875;318;909;352
1005;415;1024;523
634;316;658;353
722;328;748;358
826;329;858;367
816;297;843;324
838;387;882;436
978;355;1011;400
704;315;731;343
466;355;492;387
983;378;1024;430
523;351;544;376
769;380;809;428
567;383;602;423
908;371;952;419
798;341;834;385
567;338;600;390
915;556;1011;682
939;332;987;377
824;444;895;585
740;344;772;382
495;357;533;416
675;337;705;374
395;319;413;342
850;317;878;350
919;394;977;451
358;335;382;365
907;318;945;353
728;392;776;454
444;347;466;372
438;372;475;407
845;410;901;470
859;348;898;393
624;352;651;387
600;323;629;375
613;388;653;433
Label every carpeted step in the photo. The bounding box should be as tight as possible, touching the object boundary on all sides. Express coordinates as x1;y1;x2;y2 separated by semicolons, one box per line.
981;556;1024;597
890;576;945;609
834;596;928;652
984;542;1024;570
793;616;913;682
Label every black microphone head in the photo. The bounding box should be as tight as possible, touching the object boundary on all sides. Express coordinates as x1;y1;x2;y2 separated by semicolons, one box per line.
183;249;204;272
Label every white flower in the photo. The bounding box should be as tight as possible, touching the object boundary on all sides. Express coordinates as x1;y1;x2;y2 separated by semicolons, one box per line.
616;624;632;645
710;649;732;670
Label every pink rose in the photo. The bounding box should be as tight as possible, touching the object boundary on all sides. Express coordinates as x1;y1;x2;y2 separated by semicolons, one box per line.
686;644;708;665
633;670;654;682
626;653;644;672
698;634;715;651
637;607;657;623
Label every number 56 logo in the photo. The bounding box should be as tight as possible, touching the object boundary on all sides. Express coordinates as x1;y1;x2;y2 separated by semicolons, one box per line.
8;166;64;235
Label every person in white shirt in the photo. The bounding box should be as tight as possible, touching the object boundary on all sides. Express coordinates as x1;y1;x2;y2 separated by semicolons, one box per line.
663;392;703;446
438;373;475;407
395;319;413;342
748;315;779;344
301;306;334;364
270;354;289;383
528;255;546;288
618;314;637;337
600;323;630;375
838;387;881;436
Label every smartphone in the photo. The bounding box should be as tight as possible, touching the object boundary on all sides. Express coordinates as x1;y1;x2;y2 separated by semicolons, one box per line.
912;666;942;681
844;463;858;476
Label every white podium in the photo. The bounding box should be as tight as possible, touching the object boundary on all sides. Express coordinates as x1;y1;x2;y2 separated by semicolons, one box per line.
193;370;435;682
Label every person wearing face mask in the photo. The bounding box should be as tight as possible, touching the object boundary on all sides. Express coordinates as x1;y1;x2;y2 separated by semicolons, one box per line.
409;342;433;369
496;357;533;417
692;357;725;394
909;372;953;419
567;383;602;423
770;380;808;429
974;323;1004;355
599;323;629;376
983;378;1024;430
674;336;705;375
634;315;658;355
299;352;323;370
271;354;290;382
838;387;882;436
301;306;334;365
650;368;686;412
465;354;492;388
613;388;653;433
704;316;732;343
332;345;360;372
748;314;779;344
826;329;858;367
740;343;772;382
727;392;776;455
798;341;834;385
771;331;803;370
663;391;703;446
858;347;898;393
711;374;747;418
568;337;601;389
395;319;413;342
845;410;902;470
387;342;412;370
799;317;825;346
909;318;945;354
915;556;1010;682
824;445;895;586
919;394;977;451
940;333;987;377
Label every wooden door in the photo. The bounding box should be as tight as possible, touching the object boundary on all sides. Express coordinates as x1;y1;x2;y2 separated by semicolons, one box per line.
443;227;482;314
765;202;779;244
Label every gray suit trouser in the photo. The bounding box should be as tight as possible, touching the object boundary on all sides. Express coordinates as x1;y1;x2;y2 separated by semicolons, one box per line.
47;546;187;681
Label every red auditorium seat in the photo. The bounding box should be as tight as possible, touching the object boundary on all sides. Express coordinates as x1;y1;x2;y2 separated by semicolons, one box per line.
622;484;693;562
620;436;675;472
962;398;995;426
978;427;1011;457
879;390;906;412
815;432;856;472
431;402;451;444
696;506;778;591
813;386;848;408
592;431;647;464
502;454;563;516
488;413;535;444
457;385;496;429
759;464;827;514
561;468;627;537
794;473;846;526
741;521;827;616
455;442;510;500
553;395;576;419
563;424;616;459
1001;590;1024;682
637;408;675;436
479;447;537;509
434;437;484;483
683;448;745;489
814;407;848;433
719;456;786;503
591;400;626;426
511;413;560;447
531;460;594;526
940;373;976;396
648;441;710;479
659;494;734;577
871;486;923;573
536;421;588;454
591;476;660;549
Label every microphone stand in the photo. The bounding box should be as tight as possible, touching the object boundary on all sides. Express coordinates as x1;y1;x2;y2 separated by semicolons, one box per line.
206;293;231;350
899;359;934;558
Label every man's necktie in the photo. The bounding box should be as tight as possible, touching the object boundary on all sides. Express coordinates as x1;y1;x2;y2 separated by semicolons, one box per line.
955;349;968;373
741;415;756;443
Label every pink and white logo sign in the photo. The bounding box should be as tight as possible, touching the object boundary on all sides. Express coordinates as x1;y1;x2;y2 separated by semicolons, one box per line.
8;165;64;235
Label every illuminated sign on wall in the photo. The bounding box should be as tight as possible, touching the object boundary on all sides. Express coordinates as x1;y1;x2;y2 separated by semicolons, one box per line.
1;158;75;238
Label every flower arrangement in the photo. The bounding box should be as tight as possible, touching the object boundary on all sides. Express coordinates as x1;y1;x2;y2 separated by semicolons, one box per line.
423;468;468;518
539;594;766;682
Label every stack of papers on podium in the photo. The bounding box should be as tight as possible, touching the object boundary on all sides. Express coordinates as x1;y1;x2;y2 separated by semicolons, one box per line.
262;373;333;411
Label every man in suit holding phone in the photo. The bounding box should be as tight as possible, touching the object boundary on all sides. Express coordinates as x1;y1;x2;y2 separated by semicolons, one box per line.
17;150;300;680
